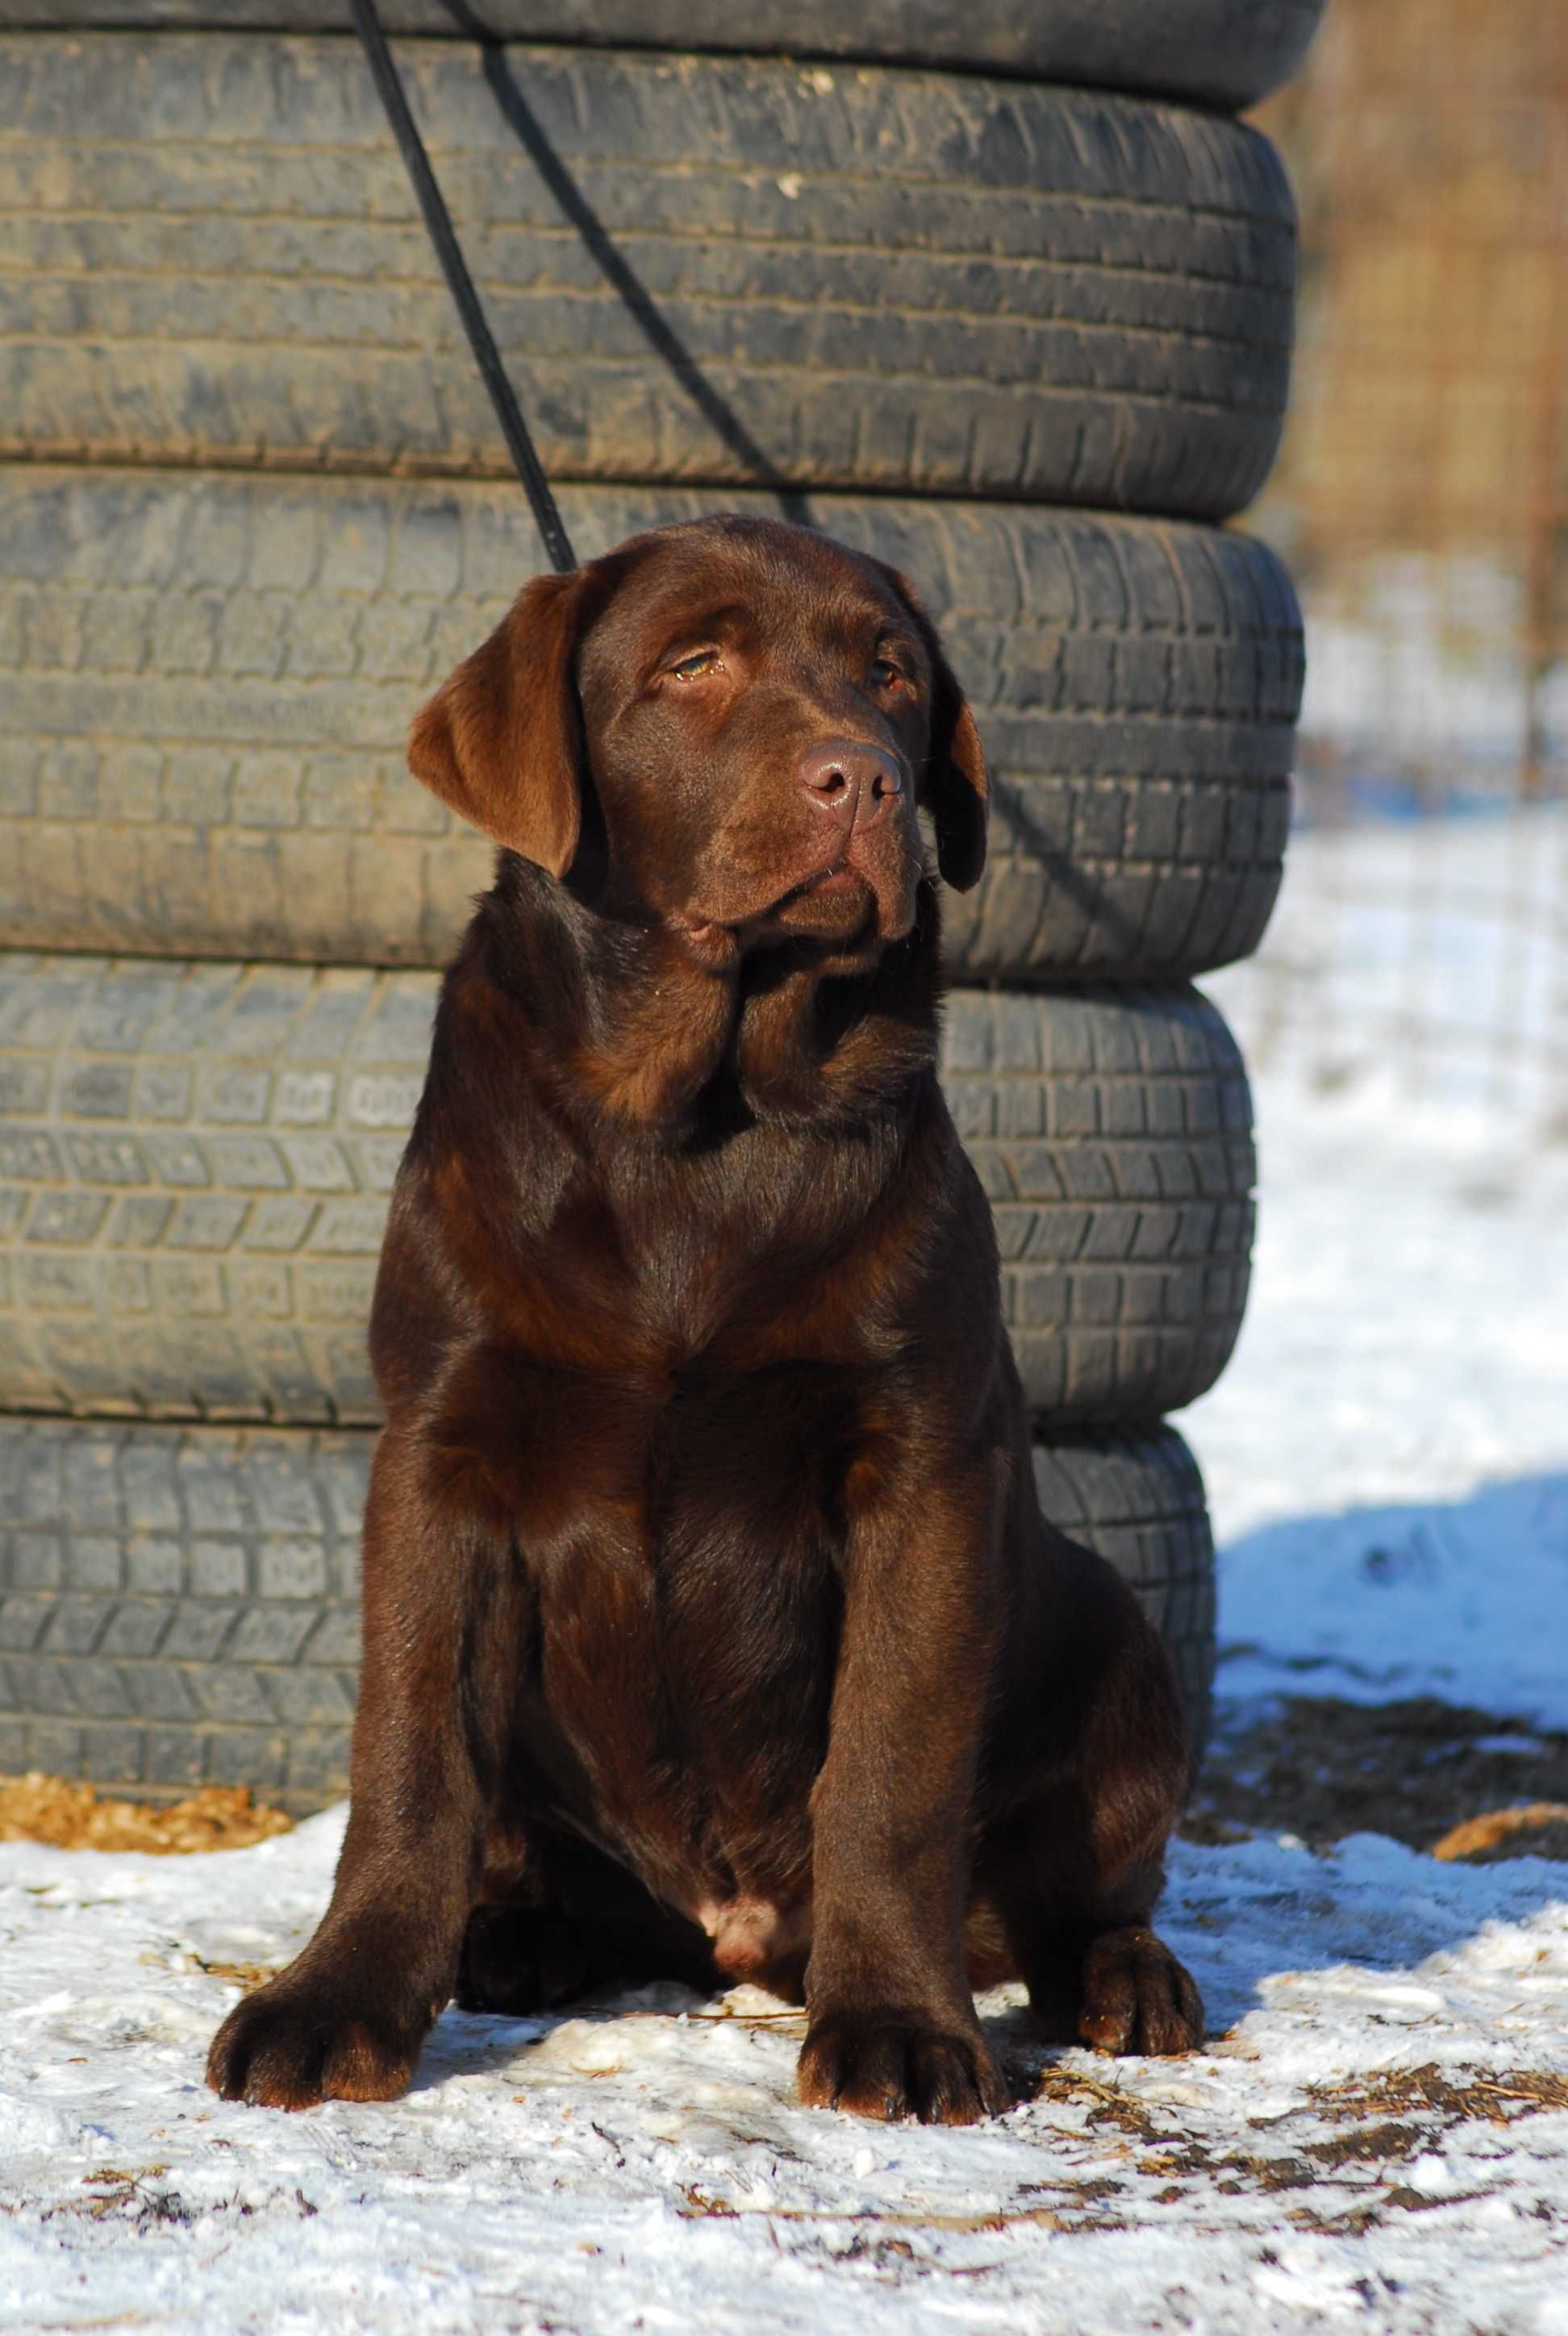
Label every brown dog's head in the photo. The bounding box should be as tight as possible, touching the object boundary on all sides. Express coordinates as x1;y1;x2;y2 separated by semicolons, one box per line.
407;516;987;968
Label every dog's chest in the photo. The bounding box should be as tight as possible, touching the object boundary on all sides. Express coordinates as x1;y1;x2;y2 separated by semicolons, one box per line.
503;1354;849;1896
434;1124;913;1898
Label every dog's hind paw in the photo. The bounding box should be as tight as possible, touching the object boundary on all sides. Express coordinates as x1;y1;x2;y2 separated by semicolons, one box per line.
206;1972;422;2109
1076;1925;1204;2057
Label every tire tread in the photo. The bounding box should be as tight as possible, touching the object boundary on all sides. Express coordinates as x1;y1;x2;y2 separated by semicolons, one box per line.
0;470;1303;982
0;957;1253;1426
0;35;1295;518
0;1415;1216;1807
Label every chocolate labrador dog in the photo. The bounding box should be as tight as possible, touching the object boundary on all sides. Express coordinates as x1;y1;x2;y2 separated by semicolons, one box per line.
207;515;1203;2124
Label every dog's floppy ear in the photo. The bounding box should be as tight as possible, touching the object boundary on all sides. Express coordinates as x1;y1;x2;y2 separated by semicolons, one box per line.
869;562;989;893
407;568;595;878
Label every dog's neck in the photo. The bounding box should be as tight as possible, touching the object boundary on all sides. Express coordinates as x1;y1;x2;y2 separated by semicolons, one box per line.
465;853;943;1141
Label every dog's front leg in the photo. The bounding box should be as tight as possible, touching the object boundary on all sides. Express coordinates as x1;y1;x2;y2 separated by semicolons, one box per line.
799;1456;1011;2125
207;1432;519;2109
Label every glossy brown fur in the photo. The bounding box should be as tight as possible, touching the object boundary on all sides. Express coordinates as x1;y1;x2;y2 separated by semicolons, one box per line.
207;517;1203;2124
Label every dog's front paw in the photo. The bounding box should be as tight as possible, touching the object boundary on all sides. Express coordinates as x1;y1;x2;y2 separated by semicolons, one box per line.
206;1969;423;2110
797;2011;1011;2125
1078;1925;1204;2057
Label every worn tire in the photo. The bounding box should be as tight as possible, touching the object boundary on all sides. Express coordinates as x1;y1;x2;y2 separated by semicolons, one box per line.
0;1416;364;1810
0;2;1327;114
947;987;1253;1423
0;35;1296;517
1032;1427;1216;1765
0;957;1252;1427
0;1415;1214;1810
0;469;1303;982
0;954;429;1427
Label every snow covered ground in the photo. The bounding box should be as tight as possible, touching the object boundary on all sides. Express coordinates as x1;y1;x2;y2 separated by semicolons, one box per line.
1;1812;1564;2335
2;820;1566;2334
1207;799;1568;1130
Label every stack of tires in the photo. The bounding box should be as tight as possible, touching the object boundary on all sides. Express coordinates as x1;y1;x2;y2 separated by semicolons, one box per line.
0;4;1314;1808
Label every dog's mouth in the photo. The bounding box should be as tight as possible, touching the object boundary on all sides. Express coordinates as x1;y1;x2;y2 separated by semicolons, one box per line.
678;862;878;962
770;859;869;912
747;861;881;954
675;802;925;967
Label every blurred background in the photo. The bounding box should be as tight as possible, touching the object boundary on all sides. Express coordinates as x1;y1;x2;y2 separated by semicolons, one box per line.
1178;0;1568;1857
1225;0;1567;1133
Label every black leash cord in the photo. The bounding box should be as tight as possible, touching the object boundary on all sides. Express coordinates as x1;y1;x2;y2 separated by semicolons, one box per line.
350;0;579;574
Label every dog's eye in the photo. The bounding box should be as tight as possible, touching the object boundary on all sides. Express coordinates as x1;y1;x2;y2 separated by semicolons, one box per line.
869;657;905;692
669;650;721;681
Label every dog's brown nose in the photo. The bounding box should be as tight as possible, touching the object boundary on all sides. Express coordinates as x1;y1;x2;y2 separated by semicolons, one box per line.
798;739;904;820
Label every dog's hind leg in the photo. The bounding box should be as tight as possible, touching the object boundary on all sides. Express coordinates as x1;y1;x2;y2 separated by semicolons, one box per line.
977;1549;1205;2058
993;1866;1205;2059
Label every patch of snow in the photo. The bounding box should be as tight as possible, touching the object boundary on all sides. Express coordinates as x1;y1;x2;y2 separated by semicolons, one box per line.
1206;799;1568;1127
1213;1472;1568;1727
1190;878;1568;1727
0;1815;1564;2334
